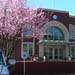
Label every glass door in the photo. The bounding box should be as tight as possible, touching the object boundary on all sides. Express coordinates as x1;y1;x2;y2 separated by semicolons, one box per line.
59;48;64;60
44;47;65;60
44;48;48;58
53;48;64;60
69;46;75;59
54;48;59;60
49;48;53;60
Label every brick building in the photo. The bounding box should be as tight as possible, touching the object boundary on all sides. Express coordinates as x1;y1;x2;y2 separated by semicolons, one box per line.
12;9;75;62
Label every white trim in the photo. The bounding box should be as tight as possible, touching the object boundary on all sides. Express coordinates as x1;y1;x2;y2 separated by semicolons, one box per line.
21;42;33;57
23;42;33;44
70;45;75;46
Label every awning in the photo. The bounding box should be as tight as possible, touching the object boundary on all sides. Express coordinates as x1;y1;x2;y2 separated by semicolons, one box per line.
37;40;69;45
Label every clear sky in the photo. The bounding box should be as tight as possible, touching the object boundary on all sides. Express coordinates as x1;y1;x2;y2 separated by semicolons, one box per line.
27;0;75;16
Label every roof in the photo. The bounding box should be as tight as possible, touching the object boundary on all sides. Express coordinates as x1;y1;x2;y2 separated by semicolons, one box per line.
40;8;69;14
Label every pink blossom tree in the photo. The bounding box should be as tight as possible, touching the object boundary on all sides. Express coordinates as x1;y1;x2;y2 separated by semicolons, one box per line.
0;0;53;58
0;0;26;58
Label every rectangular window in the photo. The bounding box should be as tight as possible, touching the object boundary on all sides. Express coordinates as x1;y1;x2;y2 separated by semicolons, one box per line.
60;36;64;40
70;46;75;59
43;47;64;60
43;35;47;39
59;48;64;59
23;44;27;52
69;24;75;41
49;48;53;59
29;44;33;56
54;35;58;40
69;31;74;41
54;48;58;59
23;42;33;57
44;48;48;58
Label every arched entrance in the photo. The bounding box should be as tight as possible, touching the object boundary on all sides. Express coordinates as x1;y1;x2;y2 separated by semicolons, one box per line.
39;21;69;60
43;26;65;60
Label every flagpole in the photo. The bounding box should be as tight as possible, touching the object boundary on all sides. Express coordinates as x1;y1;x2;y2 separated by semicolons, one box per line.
53;0;55;9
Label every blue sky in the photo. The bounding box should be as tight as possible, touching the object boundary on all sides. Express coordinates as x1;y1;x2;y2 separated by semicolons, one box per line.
27;0;75;15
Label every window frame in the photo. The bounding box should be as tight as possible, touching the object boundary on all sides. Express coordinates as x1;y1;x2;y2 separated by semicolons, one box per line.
22;42;33;57
69;24;75;41
44;26;64;41
69;45;75;58
43;47;64;60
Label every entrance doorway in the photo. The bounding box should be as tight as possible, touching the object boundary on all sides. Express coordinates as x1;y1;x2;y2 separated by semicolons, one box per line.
44;47;65;60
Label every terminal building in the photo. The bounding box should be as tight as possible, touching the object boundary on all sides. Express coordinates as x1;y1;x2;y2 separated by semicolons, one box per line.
12;9;75;61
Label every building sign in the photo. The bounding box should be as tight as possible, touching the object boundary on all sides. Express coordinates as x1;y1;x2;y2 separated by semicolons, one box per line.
21;52;28;60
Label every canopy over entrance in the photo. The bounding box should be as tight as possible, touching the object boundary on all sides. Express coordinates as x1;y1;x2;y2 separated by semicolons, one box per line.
38;40;69;45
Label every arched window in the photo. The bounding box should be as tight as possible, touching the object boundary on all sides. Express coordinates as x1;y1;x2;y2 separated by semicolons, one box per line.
69;24;75;41
22;25;32;36
44;26;64;40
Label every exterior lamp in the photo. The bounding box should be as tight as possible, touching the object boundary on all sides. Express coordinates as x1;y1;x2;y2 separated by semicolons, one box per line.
43;56;46;61
68;56;71;61
33;57;36;61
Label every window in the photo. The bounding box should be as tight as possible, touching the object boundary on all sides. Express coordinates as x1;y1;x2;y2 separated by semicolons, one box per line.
23;42;33;57
44;26;64;41
69;24;75;41
44;48;48;58
22;25;32;36
54;48;58;59
29;44;33;56
23;44;27;52
70;46;75;59
59;48;64;59
49;48;53;59
44;48;64;60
